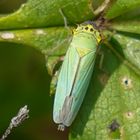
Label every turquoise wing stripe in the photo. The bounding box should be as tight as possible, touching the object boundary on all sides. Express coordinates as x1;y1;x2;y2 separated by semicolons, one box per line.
66;50;97;126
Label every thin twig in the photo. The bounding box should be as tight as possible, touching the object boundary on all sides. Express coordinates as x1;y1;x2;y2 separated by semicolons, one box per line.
0;105;29;140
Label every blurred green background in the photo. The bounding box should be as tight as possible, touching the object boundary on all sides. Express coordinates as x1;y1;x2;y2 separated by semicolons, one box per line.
0;0;68;139
0;0;26;13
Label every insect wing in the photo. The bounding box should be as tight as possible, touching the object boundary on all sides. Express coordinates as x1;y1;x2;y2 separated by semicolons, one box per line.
67;49;96;126
53;45;97;127
53;24;101;128
53;45;80;124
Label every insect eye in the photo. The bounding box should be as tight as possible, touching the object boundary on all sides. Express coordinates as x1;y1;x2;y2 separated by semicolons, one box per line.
85;27;88;30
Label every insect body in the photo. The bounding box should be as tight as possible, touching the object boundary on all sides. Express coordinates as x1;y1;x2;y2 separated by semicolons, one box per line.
53;22;101;131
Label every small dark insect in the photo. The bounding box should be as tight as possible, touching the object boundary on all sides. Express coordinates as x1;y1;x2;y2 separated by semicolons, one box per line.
108;120;120;132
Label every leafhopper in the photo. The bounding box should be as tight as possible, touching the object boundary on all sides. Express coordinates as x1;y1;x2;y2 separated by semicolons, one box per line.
53;22;101;131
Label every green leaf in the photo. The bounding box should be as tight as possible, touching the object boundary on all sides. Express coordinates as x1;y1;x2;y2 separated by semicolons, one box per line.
110;33;140;71
69;44;140;140
0;27;70;55
108;7;140;34
0;0;96;29
105;0;140;19
110;21;140;34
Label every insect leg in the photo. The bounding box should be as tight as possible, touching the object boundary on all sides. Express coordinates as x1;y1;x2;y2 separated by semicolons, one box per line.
99;50;104;70
50;70;60;96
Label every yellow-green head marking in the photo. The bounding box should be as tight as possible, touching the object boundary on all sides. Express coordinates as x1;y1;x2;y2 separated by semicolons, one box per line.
73;23;101;43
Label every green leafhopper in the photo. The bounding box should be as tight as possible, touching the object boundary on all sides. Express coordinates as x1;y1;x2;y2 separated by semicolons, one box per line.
53;21;101;131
